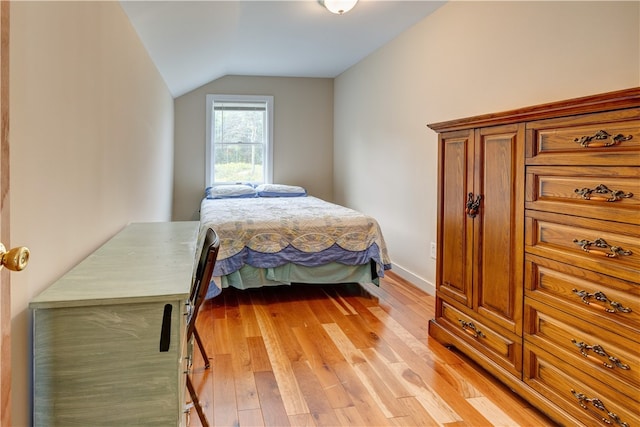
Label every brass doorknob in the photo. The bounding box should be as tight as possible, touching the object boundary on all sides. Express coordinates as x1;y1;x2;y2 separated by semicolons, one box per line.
0;243;29;271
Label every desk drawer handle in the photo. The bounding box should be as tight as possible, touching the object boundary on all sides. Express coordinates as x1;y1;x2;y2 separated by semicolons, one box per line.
571;339;630;370
159;304;172;352
571;389;629;427
573;238;632;258
574;184;633;202
574;130;632;148
458;319;485;339
571;289;632;314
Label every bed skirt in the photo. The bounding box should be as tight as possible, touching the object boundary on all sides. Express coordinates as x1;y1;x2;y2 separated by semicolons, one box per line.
208;261;377;298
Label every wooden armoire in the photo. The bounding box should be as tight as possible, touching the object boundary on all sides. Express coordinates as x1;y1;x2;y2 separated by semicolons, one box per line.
428;87;639;427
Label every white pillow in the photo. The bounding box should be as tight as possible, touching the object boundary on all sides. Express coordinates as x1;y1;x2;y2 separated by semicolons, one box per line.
255;184;307;197
205;184;257;199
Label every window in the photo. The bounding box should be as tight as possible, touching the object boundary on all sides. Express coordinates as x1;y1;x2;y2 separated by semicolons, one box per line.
206;94;273;187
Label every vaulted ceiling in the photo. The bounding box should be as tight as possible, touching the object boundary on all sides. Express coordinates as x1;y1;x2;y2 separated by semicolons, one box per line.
120;1;445;97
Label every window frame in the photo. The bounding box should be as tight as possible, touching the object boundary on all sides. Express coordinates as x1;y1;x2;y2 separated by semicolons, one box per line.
205;94;274;188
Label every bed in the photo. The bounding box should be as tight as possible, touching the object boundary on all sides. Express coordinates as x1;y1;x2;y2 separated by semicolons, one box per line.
199;184;391;299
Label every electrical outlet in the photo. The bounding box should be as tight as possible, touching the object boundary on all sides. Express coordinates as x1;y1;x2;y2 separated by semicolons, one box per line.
430;241;437;259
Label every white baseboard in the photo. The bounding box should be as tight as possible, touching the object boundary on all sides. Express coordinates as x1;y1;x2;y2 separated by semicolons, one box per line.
386;263;436;296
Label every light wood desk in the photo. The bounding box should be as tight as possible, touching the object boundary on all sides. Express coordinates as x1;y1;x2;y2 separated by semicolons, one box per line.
30;221;199;426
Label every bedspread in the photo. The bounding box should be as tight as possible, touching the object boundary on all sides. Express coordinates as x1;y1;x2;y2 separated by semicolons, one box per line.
199;196;391;277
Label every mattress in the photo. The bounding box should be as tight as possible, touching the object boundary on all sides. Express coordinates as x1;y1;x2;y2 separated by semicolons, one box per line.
199;195;391;297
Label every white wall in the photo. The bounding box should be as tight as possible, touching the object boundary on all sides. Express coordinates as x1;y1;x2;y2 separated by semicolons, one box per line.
334;1;639;294
173;75;334;220
9;2;174;425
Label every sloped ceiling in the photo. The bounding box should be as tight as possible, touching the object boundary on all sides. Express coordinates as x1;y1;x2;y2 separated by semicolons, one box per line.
120;1;445;97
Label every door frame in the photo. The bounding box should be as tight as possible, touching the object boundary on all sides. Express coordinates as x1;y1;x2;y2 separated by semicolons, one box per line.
0;1;11;425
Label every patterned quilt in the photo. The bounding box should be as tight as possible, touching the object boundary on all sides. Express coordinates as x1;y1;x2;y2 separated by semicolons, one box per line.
199;196;391;277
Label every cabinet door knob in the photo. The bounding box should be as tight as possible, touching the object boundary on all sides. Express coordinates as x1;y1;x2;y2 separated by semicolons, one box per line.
465;193;482;218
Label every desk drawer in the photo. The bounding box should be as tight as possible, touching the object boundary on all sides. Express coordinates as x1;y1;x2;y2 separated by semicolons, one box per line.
525;298;639;395
525;210;640;283
439;302;522;375
526;165;640;225
33;301;183;426
526;109;640;166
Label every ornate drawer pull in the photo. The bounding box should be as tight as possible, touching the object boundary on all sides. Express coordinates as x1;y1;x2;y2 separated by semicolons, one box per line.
465;193;482;218
574;130;633;148
571;339;630;370
574;184;633;202
458;319;485;339
573;238;632;258
571;288;632;314
571;389;629;427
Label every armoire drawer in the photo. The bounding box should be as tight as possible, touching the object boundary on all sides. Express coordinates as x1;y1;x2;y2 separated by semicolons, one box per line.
526;108;640;166
525;254;640;337
524;298;639;396
525;165;640;225
524;344;640;427
439;302;522;375
525;210;640;283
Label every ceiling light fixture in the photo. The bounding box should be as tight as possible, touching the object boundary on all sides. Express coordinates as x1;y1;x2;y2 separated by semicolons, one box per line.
322;0;358;15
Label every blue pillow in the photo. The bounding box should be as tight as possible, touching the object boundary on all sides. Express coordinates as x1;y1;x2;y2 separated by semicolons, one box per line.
205;184;257;199
255;184;307;197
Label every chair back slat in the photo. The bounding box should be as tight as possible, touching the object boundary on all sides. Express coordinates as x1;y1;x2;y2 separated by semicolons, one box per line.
187;228;219;338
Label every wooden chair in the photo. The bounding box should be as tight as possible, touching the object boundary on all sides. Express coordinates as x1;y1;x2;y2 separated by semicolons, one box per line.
185;227;219;427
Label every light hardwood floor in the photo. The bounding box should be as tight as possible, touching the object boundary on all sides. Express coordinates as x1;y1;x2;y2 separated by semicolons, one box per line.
187;272;556;426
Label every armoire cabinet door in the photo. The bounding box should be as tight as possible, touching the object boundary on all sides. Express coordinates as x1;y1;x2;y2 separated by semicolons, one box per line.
437;129;474;307
473;124;525;334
